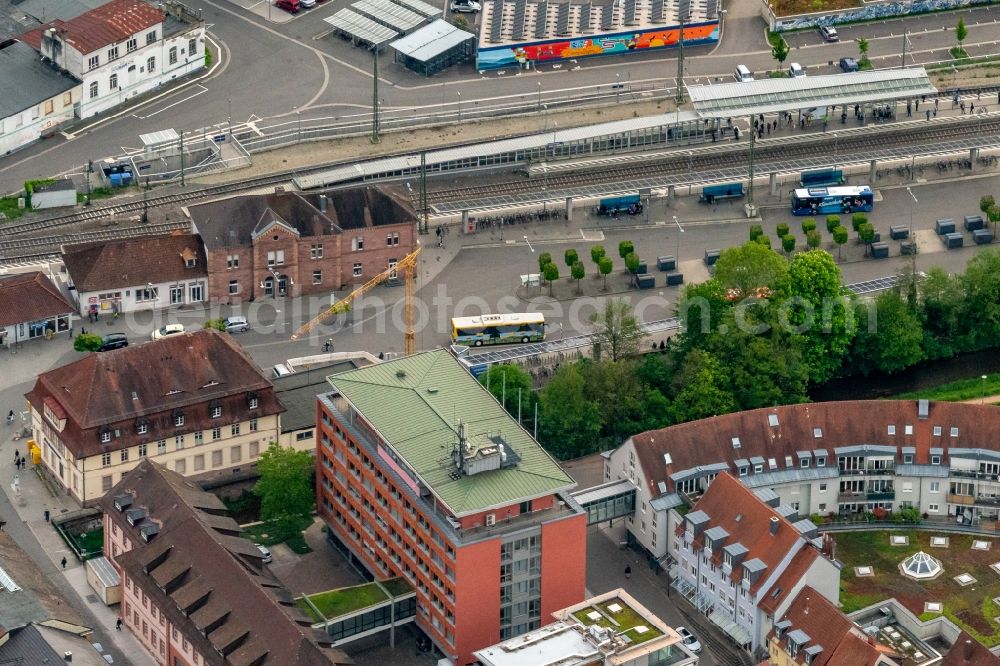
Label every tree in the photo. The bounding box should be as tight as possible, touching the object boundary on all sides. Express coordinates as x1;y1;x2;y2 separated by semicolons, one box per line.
538;364;601;459
590;245;606;270
676;279;731;351
589;298;645;361
782;234;796;255
989;205;1000;234
669;350;736;423
788;250;855;384
618;240;634;261
571;261;585;294
564;248;579;276
956;17;968;50
776;222;790;238
807;229;822;249
599;256;613;290
749;224;763;241
801;217;817;235
980;195;996;216
203;318;225;332
958;249;1000;351
543;262;559;296
74;333;103;352
713;242;790;300
848;291;924;375
755;234;771;249
479;364;537;420
851;213;867;233
826;215;841;235
538;252;552;283
771;36;790;68
833;225;848;260
919;266;965;359
857;37;870;64
253;444;315;531
625;251;640;276
858;223;875;255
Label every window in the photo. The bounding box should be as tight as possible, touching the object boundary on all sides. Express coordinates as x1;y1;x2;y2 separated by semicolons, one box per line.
928;503;939;513
212;450;223;467
310;243;324;259
211;406;222;418
175;459;186;474
137;287;157;302
188;38;197;56
950;426;959;437
108;46;119;61
931;455;941;465
249;396;259;409
102;452;112;467
819;483;827;492
194;454;205;471
887;425;896;435
754;464;763;473
212;427;221;440
903;454;913;464
250;441;260;458
353;263;363;277
227;254;239;269
249;419;258;432
43;99;54;115
174;413;184;427
352;237;364;251
933;426;942;436
386;232;400;246
157;440;166;455
817;457;826;467
168;46;177;65
313;270;322;285
905;424;913;435
120;448;129;463
231;424;241;437
138;443;147;457
146;30;157;45
63;91;72;106
194;431;203;445
738;466;747;477
902;482;913;492
296;430;314;441
175;435;184;449
267;250;285;266
228;280;239;295
146;56;156;73
127;38;137;52
102;475;113;492
89;81;99;99
818;503;826;511
231;446;242;463
801;458;810;468
930;481;940;492
88;55;99;70
101;430;111;443
136;421;147;435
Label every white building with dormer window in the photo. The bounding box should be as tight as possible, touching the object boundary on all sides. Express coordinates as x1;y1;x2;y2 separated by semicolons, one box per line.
19;0;204;120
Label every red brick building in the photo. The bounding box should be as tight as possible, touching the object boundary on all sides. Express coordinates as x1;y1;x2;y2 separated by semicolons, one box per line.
187;187;417;304
316;349;586;665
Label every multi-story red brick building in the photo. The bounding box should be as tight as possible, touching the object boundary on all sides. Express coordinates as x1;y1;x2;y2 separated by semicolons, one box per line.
187;186;417;304
316;349;586;665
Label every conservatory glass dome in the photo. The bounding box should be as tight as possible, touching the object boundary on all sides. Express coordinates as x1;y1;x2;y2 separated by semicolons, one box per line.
899;551;943;580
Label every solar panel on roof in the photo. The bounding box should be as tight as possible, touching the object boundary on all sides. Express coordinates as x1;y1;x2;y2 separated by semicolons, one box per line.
390;0;441;16
623;0;637;24
534;0;548;37
600;2;614;30
511;0;527;40
676;0;690;21
489;0;504;42
576;0;592;32
555;2;570;34
706;0;719;18
650;0;665;22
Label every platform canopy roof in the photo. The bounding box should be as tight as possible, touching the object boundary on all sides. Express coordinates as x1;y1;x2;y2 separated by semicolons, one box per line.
324;9;399;47
390;19;474;62
687;68;937;118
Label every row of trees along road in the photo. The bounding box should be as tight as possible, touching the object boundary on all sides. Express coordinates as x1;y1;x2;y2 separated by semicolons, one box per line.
481;246;1000;460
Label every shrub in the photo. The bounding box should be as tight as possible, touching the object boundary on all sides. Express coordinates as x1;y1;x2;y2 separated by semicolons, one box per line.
826;215;841;234
74;333;103;352
203;318;225;332
776;222;790;238
749;224;763;241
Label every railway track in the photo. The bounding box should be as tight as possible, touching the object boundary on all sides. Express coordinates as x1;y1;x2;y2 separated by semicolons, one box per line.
0;221;186;261
425;116;1000;204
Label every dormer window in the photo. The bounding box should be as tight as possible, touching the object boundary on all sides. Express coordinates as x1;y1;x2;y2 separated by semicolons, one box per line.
173;411;184;427
950;426;959;437
813;427;822;438
210;402;222;419
248;393;259;410
136;420;148;435
100;429;111;443
887;425;896;435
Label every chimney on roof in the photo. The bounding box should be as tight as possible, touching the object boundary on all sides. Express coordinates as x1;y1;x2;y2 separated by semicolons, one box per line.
965;639;973;660
769;516;780;536
274;186;285;195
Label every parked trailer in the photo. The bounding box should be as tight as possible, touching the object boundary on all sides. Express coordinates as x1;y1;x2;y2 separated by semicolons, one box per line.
596;195;642;216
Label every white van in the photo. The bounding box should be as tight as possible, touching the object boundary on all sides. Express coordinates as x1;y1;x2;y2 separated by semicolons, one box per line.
734;65;754;82
788;62;806;78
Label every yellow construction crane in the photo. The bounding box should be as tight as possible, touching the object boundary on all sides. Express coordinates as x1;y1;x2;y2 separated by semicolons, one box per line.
290;246;422;355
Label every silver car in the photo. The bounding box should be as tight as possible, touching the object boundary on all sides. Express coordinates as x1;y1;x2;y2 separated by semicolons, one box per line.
224;316;250;333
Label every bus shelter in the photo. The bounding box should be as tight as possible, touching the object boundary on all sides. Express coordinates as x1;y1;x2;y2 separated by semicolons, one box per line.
687;68;938;124
390;19;476;76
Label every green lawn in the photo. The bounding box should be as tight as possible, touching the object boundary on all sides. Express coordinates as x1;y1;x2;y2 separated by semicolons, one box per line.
382;577;413;597
301;582;389;619
572;598;663;645
241;515;313;554
0;197;28;220
892;372;1000;402
836;531;1000;646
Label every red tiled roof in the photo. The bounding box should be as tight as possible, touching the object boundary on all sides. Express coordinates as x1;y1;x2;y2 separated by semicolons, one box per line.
941;632;1000;666
688;473;810;594
20;0;164;55
0;271;74;328
62;233;207;293
757;547;818;616
769;586;895;666
632;401;1000;498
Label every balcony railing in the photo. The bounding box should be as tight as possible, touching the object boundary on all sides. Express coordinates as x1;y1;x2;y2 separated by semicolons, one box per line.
838;491;866;502
866;491;895;501
947;494;975;506
976;495;1000;507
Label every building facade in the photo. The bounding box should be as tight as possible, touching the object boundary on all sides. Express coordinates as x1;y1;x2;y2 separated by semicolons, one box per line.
21;0;205;119
316;349;586;665
187;187;417;304
0;271;74;348
100;460;338;665
25;330;282;505
0;40;80;155
61;234;208;316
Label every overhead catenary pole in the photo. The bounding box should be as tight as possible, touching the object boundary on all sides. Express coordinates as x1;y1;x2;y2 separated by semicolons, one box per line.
901;29;909;68
371;46;381;144
179;133;185;187
420;152;428;235
747;116;756;207
675;14;686;104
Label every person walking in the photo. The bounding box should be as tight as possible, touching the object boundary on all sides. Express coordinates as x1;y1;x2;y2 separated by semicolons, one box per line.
116;618;123;631
970;102;975;114
60;556;67;569
624;565;631;580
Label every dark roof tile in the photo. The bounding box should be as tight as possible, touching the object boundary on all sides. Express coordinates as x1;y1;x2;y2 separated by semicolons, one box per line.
0;271;74;328
20;0;165;54
62;233;207;292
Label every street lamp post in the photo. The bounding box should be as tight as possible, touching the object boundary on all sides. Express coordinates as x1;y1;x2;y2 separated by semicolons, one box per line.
457;91;462;121
906;186;917;239
672;215;685;262
616;73;621;104
983;375;989;404
537;81;541;112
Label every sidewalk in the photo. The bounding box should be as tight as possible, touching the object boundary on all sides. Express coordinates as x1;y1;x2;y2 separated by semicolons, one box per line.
0;431;154;665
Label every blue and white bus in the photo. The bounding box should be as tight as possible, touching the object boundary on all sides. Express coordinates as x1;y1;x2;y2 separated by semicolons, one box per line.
451;313;545;346
791;185;874;216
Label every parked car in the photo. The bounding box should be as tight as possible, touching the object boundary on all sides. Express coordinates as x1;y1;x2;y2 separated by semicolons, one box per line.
255;544;273;564
450;0;481;11
734;64;754;82
299;0;316;7
788;62;806;78
99;333;128;351
676;626;702;653
151;323;185;341
839;57;859;72
223;316;250;333
275;0;300;12
820;25;839;42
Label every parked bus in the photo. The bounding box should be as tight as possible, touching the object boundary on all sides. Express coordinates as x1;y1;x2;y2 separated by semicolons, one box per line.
450;313;545;346
791;185;874;216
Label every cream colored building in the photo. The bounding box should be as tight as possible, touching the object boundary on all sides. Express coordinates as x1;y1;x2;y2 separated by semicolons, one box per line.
25;330;283;506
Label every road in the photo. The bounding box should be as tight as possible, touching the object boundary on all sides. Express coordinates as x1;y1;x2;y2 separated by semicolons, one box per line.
1;0;999;192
